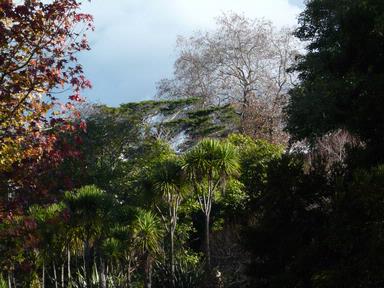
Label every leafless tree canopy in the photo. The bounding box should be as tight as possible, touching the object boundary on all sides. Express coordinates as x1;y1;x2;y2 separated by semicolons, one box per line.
313;129;362;168
157;13;301;145
290;129;363;171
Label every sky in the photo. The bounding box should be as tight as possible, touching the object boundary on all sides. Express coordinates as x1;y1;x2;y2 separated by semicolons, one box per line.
79;0;305;106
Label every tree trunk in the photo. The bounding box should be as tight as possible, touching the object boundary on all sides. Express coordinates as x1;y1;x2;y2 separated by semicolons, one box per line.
99;257;107;288
93;256;98;281
84;240;92;288
8;271;12;288
61;263;65;288
204;213;211;270
67;248;71;287
240;90;250;133
127;259;132;288
42;263;45;288
53;262;58;288
12;272;15;288
170;227;175;288
144;254;153;288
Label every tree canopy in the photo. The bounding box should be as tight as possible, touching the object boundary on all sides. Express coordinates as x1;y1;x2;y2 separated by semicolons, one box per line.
286;0;384;150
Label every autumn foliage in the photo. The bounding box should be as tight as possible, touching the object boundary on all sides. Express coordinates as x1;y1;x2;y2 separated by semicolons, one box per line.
0;0;92;173
0;0;92;275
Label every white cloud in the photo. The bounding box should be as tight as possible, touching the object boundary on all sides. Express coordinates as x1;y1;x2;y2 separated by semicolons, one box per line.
79;0;303;105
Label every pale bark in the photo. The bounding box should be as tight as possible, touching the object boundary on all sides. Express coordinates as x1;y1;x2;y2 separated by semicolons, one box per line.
170;227;175;288
67;248;71;285
61;263;64;288
99;257;107;288
53;262;58;288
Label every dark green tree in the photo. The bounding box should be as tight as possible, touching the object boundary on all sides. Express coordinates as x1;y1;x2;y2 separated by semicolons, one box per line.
286;0;384;159
244;154;329;288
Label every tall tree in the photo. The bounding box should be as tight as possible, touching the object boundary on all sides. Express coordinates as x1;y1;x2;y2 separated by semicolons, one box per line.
132;210;164;288
158;13;299;144
151;156;188;287
183;139;239;272
64;185;114;288
286;0;384;160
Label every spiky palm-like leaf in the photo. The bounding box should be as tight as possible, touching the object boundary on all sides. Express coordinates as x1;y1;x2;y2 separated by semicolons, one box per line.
183;139;239;185
152;157;187;199
64;185;114;241
132;210;164;255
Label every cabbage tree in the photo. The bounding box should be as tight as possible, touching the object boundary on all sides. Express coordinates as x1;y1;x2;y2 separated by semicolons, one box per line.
183;139;239;269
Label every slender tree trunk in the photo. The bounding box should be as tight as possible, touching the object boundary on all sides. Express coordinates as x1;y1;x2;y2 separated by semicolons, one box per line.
83;242;86;277
67;248;71;286
93;255;98;281
99;257;107;288
61;263;65;288
53;262;58;288
203;211;216;288
240;90;250;133
7;271;11;288
84;240;92;288
169;199;181;288
204;212;211;270
42;263;45;288
170;227;175;288
144;254;153;288
12;272;15;288
127;259;132;288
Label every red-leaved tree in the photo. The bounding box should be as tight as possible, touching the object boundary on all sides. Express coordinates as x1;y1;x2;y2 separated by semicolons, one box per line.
0;0;93;257
0;0;92;173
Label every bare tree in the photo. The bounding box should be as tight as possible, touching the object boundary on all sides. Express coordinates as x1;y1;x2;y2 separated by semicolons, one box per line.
157;13;300;145
290;129;363;171
312;129;362;169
